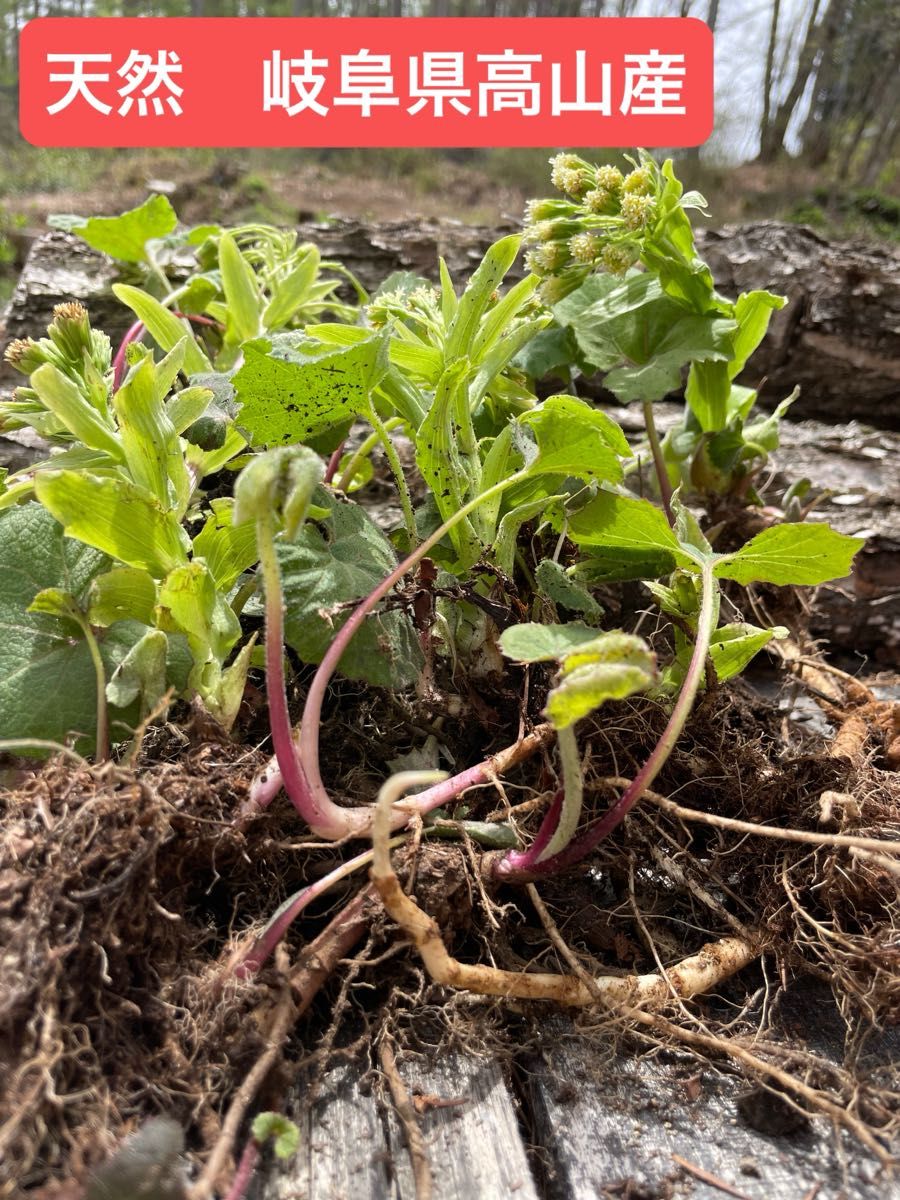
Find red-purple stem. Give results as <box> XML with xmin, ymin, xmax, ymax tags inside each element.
<box><xmin>233</xmin><ymin>844</ymin><xmax>382</xmax><ymax>978</ymax></box>
<box><xmin>323</xmin><ymin>440</ymin><xmax>346</xmax><ymax>484</ymax></box>
<box><xmin>112</xmin><ymin>313</ymin><xmax>224</xmax><ymax>392</ymax></box>
<box><xmin>112</xmin><ymin>320</ymin><xmax>145</xmax><ymax>391</ymax></box>
<box><xmin>224</xmin><ymin>1140</ymin><xmax>259</xmax><ymax>1200</ymax></box>
<box><xmin>495</xmin><ymin>559</ymin><xmax>717</xmax><ymax>881</ymax></box>
<box><xmin>494</xmin><ymin>788</ymin><xmax>563</xmax><ymax>875</ymax></box>
<box><xmin>256</xmin><ymin>517</ymin><xmax>334</xmax><ymax>832</ymax></box>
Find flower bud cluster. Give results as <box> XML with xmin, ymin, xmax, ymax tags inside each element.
<box><xmin>367</xmin><ymin>285</ymin><xmax>444</xmax><ymax>344</ymax></box>
<box><xmin>3</xmin><ymin>301</ymin><xmax>111</xmax><ymax>378</ymax></box>
<box><xmin>522</xmin><ymin>153</ymin><xmax>662</xmax><ymax>304</ymax></box>
<box><xmin>2</xmin><ymin>303</ymin><xmax>112</xmax><ymax>437</ymax></box>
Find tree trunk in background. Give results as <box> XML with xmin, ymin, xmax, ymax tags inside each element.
<box><xmin>798</xmin><ymin>0</ymin><xmax>851</xmax><ymax>166</ymax></box>
<box><xmin>758</xmin><ymin>0</ymin><xmax>824</xmax><ymax>162</ymax></box>
<box><xmin>759</xmin><ymin>0</ymin><xmax>782</xmax><ymax>160</ymax></box>
<box><xmin>858</xmin><ymin>73</ymin><xmax>900</xmax><ymax>186</ymax></box>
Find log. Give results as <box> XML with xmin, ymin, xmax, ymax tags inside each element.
<box><xmin>696</xmin><ymin>222</ymin><xmax>900</xmax><ymax>429</ymax></box>
<box><xmin>3</xmin><ymin>220</ymin><xmax>898</xmax><ymax>427</ymax></box>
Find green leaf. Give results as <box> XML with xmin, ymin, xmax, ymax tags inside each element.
<box><xmin>88</xmin><ymin>566</ymin><xmax>157</xmax><ymax>627</ymax></box>
<box><xmin>156</xmin><ymin>560</ymin><xmax>240</xmax><ymax>667</ymax></box>
<box><xmin>113</xmin><ymin>354</ymin><xmax>188</xmax><ymax>510</ymax></box>
<box><xmin>552</xmin><ymin>275</ymin><xmax>631</xmax><ymax>371</ymax></box>
<box><xmin>216</xmin><ymin>636</ymin><xmax>257</xmax><ymax>732</ymax></box>
<box><xmin>278</xmin><ymin>493</ymin><xmax>423</xmax><ymax>688</ymax></box>
<box><xmin>685</xmin><ymin>358</ymin><xmax>731</xmax><ymax>432</ymax></box>
<box><xmin>471</xmin><ymin>273</ymin><xmax>540</xmax><ymax>362</ymax></box>
<box><xmin>513</xmin><ymin>325</ymin><xmax>579</xmax><ymax>380</ymax></box>
<box><xmin>520</xmin><ymin>395</ymin><xmax>629</xmax><ymax>483</ymax></box>
<box><xmin>604</xmin><ymin>313</ymin><xmax>736</xmax><ymax>404</ymax></box>
<box><xmin>415</xmin><ymin>358</ymin><xmax>483</xmax><ymax>565</ymax></box>
<box><xmin>493</xmin><ymin>496</ymin><xmax>561</xmax><ymax>575</ymax></box>
<box><xmin>34</xmin><ymin>471</ymin><xmax>189</xmax><ymax>577</ymax></box>
<box><xmin>545</xmin><ymin>632</ymin><xmax>656</xmax><ymax>729</ymax></box>
<box><xmin>730</xmin><ymin>290</ymin><xmax>786</xmax><ymax>380</ymax></box>
<box><xmin>568</xmin><ymin>491</ymin><xmax>691</xmax><ymax>568</ymax></box>
<box><xmin>252</xmin><ymin>1113</ymin><xmax>300</xmax><ymax>1161</ymax></box>
<box><xmin>535</xmin><ymin>559</ymin><xmax>603</xmax><ymax>619</ymax></box>
<box><xmin>67</xmin><ymin>194</ymin><xmax>178</xmax><ymax>263</ymax></box>
<box><xmin>444</xmin><ymin>235</ymin><xmax>521</xmax><ymax>361</ymax></box>
<box><xmin>573</xmin><ymin>545</ymin><xmax>678</xmax><ymax>583</ymax></box>
<box><xmin>499</xmin><ymin>621</ymin><xmax>601</xmax><ymax>663</ymax></box>
<box><xmin>113</xmin><ymin>284</ymin><xmax>212</xmax><ymax>376</ymax></box>
<box><xmin>192</xmin><ymin>500</ymin><xmax>260</xmax><ymax>592</ymax></box>
<box><xmin>233</xmin><ymin>334</ymin><xmax>388</xmax><ymax>447</ymax></box>
<box><xmin>219</xmin><ymin>231</ymin><xmax>262</xmax><ymax>344</ymax></box>
<box><xmin>713</xmin><ymin>523</ymin><xmax>865</xmax><ymax>586</ymax></box>
<box><xmin>166</xmin><ymin>384</ymin><xmax>218</xmax><ymax>435</ymax></box>
<box><xmin>27</xmin><ymin>586</ymin><xmax>83</xmax><ymax>623</ymax></box>
<box><xmin>105</xmin><ymin>628</ymin><xmax>168</xmax><ymax>712</ymax></box>
<box><xmin>30</xmin><ymin>364</ymin><xmax>122</xmax><ymax>460</ymax></box>
<box><xmin>263</xmin><ymin>245</ymin><xmax>321</xmax><ymax>330</ymax></box>
<box><xmin>177</xmin><ymin>275</ymin><xmax>219</xmax><ymax>315</ymax></box>
<box><xmin>0</xmin><ymin>504</ymin><xmax>143</xmax><ymax>748</ymax></box>
<box><xmin>710</xmin><ymin>622</ymin><xmax>788</xmax><ymax>682</ymax></box>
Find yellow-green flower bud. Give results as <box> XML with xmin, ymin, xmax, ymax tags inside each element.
<box><xmin>600</xmin><ymin>242</ymin><xmax>640</xmax><ymax>275</ymax></box>
<box><xmin>525</xmin><ymin>248</ymin><xmax>549</xmax><ymax>277</ymax></box>
<box><xmin>621</xmin><ymin>193</ymin><xmax>656</xmax><ymax>230</ymax></box>
<box><xmin>558</xmin><ymin>168</ymin><xmax>590</xmax><ymax>198</ymax></box>
<box><xmin>3</xmin><ymin>338</ymin><xmax>47</xmax><ymax>375</ymax></box>
<box><xmin>583</xmin><ymin>187</ymin><xmax>618</xmax><ymax>216</ymax></box>
<box><xmin>569</xmin><ymin>232</ymin><xmax>602</xmax><ymax>265</ymax></box>
<box><xmin>549</xmin><ymin>153</ymin><xmax>582</xmax><ymax>187</ymax></box>
<box><xmin>595</xmin><ymin>165</ymin><xmax>624</xmax><ymax>193</ymax></box>
<box><xmin>525</xmin><ymin>197</ymin><xmax>575</xmax><ymax>223</ymax></box>
<box><xmin>538</xmin><ymin>270</ymin><xmax>585</xmax><ymax>306</ymax></box>
<box><xmin>47</xmin><ymin>301</ymin><xmax>92</xmax><ymax>362</ymax></box>
<box><xmin>534</xmin><ymin>242</ymin><xmax>570</xmax><ymax>273</ymax></box>
<box><xmin>622</xmin><ymin>166</ymin><xmax>654</xmax><ymax>196</ymax></box>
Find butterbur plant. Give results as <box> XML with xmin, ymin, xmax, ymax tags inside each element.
<box><xmin>489</xmin><ymin>490</ymin><xmax>862</xmax><ymax>881</ymax></box>
<box><xmin>0</xmin><ymin>308</ymin><xmax>258</xmax><ymax>739</ymax></box>
<box><xmin>521</xmin><ymin>151</ymin><xmax>794</xmax><ymax>509</ymax></box>
<box><xmin>4</xmin><ymin>160</ymin><xmax>890</xmax><ymax>1200</ymax></box>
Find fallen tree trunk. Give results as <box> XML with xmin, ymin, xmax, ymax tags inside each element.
<box><xmin>3</xmin><ymin>220</ymin><xmax>898</xmax><ymax>427</ymax></box>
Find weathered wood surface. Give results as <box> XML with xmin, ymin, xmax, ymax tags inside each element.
<box><xmin>256</xmin><ymin>1053</ymin><xmax>538</xmax><ymax>1200</ymax></box>
<box><xmin>527</xmin><ymin>1016</ymin><xmax>899</xmax><ymax>1200</ymax></box>
<box><xmin>259</xmin><ymin>981</ymin><xmax>899</xmax><ymax>1200</ymax></box>
<box><xmin>3</xmin><ymin>220</ymin><xmax>899</xmax><ymax>426</ymax></box>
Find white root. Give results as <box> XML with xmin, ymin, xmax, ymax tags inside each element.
<box><xmin>370</xmin><ymin>773</ymin><xmax>758</xmax><ymax>1009</ymax></box>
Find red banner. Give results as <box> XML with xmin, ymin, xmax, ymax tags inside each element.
<box><xmin>20</xmin><ymin>17</ymin><xmax>713</xmax><ymax>148</ymax></box>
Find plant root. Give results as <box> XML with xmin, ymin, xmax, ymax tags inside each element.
<box><xmin>379</xmin><ymin>1038</ymin><xmax>433</xmax><ymax>1200</ymax></box>
<box><xmin>187</xmin><ymin>948</ymin><xmax>297</xmax><ymax>1200</ymax></box>
<box><xmin>631</xmin><ymin>777</ymin><xmax>900</xmax><ymax>856</ymax></box>
<box><xmin>371</xmin><ymin>772</ymin><xmax>758</xmax><ymax>1009</ymax></box>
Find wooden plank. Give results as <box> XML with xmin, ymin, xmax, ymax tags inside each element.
<box><xmin>258</xmin><ymin>1049</ymin><xmax>539</xmax><ymax>1200</ymax></box>
<box><xmin>257</xmin><ymin>1061</ymin><xmax>393</xmax><ymax>1200</ymax></box>
<box><xmin>527</xmin><ymin>1012</ymin><xmax>900</xmax><ymax>1200</ymax></box>
<box><xmin>383</xmin><ymin>1049</ymin><xmax>540</xmax><ymax>1200</ymax></box>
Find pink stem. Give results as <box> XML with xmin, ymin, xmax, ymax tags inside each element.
<box><xmin>233</xmin><ymin>847</ymin><xmax>374</xmax><ymax>978</ymax></box>
<box><xmin>258</xmin><ymin>522</ymin><xmax>331</xmax><ymax>832</ymax></box>
<box><xmin>495</xmin><ymin>561</ymin><xmax>717</xmax><ymax>881</ymax></box>
<box><xmin>495</xmin><ymin>788</ymin><xmax>563</xmax><ymax>875</ymax></box>
<box><xmin>112</xmin><ymin>320</ymin><xmax>144</xmax><ymax>391</ymax></box>
<box><xmin>224</xmin><ymin>1140</ymin><xmax>259</xmax><ymax>1200</ymax></box>
<box><xmin>112</xmin><ymin>313</ymin><xmax>222</xmax><ymax>393</ymax></box>
<box><xmin>323</xmin><ymin>440</ymin><xmax>346</xmax><ymax>484</ymax></box>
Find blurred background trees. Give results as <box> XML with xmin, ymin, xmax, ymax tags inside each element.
<box><xmin>0</xmin><ymin>0</ymin><xmax>896</xmax><ymax>285</ymax></box>
<box><xmin>1</xmin><ymin>0</ymin><xmax>897</xmax><ymax>184</ymax></box>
